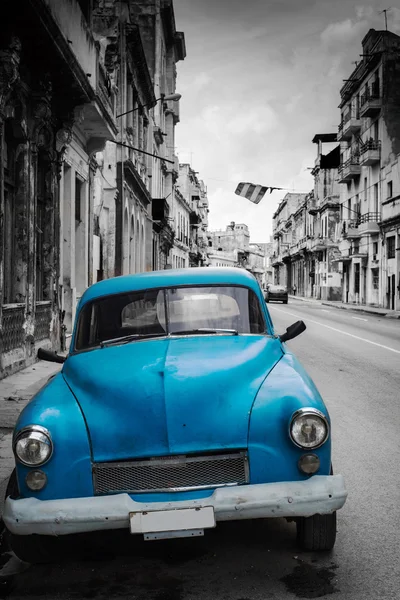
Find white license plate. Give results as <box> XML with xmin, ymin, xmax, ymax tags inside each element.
<box><xmin>129</xmin><ymin>506</ymin><xmax>215</xmax><ymax>535</ymax></box>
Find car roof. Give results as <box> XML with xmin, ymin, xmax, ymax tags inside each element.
<box><xmin>78</xmin><ymin>267</ymin><xmax>261</xmax><ymax>308</ymax></box>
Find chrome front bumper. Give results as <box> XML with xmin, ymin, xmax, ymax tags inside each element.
<box><xmin>3</xmin><ymin>474</ymin><xmax>347</xmax><ymax>537</ymax></box>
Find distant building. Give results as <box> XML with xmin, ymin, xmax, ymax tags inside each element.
<box><xmin>177</xmin><ymin>164</ymin><xmax>209</xmax><ymax>268</ymax></box>
<box><xmin>271</xmin><ymin>194</ymin><xmax>308</xmax><ymax>290</ymax></box>
<box><xmin>207</xmin><ymin>222</ymin><xmax>270</xmax><ymax>285</ymax></box>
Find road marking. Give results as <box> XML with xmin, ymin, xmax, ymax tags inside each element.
<box><xmin>272</xmin><ymin>306</ymin><xmax>400</xmax><ymax>355</ymax></box>
<box><xmin>352</xmin><ymin>316</ymin><xmax>368</xmax><ymax>321</ymax></box>
<box><xmin>321</xmin><ymin>309</ymin><xmax>331</xmax><ymax>312</ymax></box>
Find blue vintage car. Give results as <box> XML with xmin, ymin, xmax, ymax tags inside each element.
<box><xmin>3</xmin><ymin>267</ymin><xmax>347</xmax><ymax>562</ymax></box>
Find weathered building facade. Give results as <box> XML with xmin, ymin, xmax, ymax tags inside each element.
<box><xmin>0</xmin><ymin>0</ymin><xmax>117</xmax><ymax>378</ymax></box>
<box><xmin>271</xmin><ymin>136</ymin><xmax>341</xmax><ymax>301</ymax></box>
<box><xmin>131</xmin><ymin>0</ymin><xmax>186</xmax><ymax>270</ymax></box>
<box><xmin>336</xmin><ymin>28</ymin><xmax>400</xmax><ymax>309</ymax></box>
<box><xmin>177</xmin><ymin>163</ymin><xmax>209</xmax><ymax>268</ymax></box>
<box><xmin>308</xmin><ymin>134</ymin><xmax>341</xmax><ymax>300</ymax></box>
<box><xmin>0</xmin><ymin>0</ymin><xmax>190</xmax><ymax>379</ymax></box>
<box><xmin>271</xmin><ymin>194</ymin><xmax>308</xmax><ymax>291</ymax></box>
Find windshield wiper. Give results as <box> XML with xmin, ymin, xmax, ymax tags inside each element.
<box><xmin>100</xmin><ymin>332</ymin><xmax>166</xmax><ymax>348</ymax></box>
<box><xmin>171</xmin><ymin>328</ymin><xmax>239</xmax><ymax>336</ymax></box>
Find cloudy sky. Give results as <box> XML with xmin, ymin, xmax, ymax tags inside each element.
<box><xmin>173</xmin><ymin>0</ymin><xmax>400</xmax><ymax>243</ymax></box>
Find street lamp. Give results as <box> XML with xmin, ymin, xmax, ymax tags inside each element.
<box><xmin>116</xmin><ymin>93</ymin><xmax>182</xmax><ymax>119</ymax></box>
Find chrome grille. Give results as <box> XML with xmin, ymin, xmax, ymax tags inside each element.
<box><xmin>93</xmin><ymin>451</ymin><xmax>249</xmax><ymax>494</ymax></box>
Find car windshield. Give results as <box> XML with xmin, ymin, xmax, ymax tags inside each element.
<box><xmin>74</xmin><ymin>285</ymin><xmax>267</xmax><ymax>351</ymax></box>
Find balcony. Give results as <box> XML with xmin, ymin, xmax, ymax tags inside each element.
<box><xmin>308</xmin><ymin>197</ymin><xmax>318</xmax><ymax>216</ymax></box>
<box><xmin>360</xmin><ymin>140</ymin><xmax>381</xmax><ymax>166</ymax></box>
<box><xmin>357</xmin><ymin>212</ymin><xmax>381</xmax><ymax>235</ymax></box>
<box><xmin>165</xmin><ymin>98</ymin><xmax>180</xmax><ymax>124</ymax></box>
<box><xmin>338</xmin><ymin>109</ymin><xmax>361</xmax><ymax>141</ymax></box>
<box><xmin>341</xmin><ymin>219</ymin><xmax>360</xmax><ymax>239</ymax></box>
<box><xmin>152</xmin><ymin>197</ymin><xmax>170</xmax><ymax>232</ymax></box>
<box><xmin>271</xmin><ymin>252</ymin><xmax>283</xmax><ymax>267</ymax></box>
<box><xmin>290</xmin><ymin>237</ymin><xmax>309</xmax><ymax>256</ymax></box>
<box><xmin>310</xmin><ymin>236</ymin><xmax>337</xmax><ymax>252</ymax></box>
<box><xmin>349</xmin><ymin>246</ymin><xmax>368</xmax><ymax>259</ymax></box>
<box><xmin>319</xmin><ymin>194</ymin><xmax>340</xmax><ymax>211</ymax></box>
<box><xmin>338</xmin><ymin>156</ymin><xmax>361</xmax><ymax>183</ymax></box>
<box><xmin>360</xmin><ymin>83</ymin><xmax>381</xmax><ymax>118</ymax></box>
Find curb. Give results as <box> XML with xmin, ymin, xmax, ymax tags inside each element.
<box><xmin>320</xmin><ymin>302</ymin><xmax>400</xmax><ymax>319</ymax></box>
<box><xmin>288</xmin><ymin>295</ymin><xmax>400</xmax><ymax>319</ymax></box>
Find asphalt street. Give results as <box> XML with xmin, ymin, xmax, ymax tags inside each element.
<box><xmin>1</xmin><ymin>299</ymin><xmax>400</xmax><ymax>600</ymax></box>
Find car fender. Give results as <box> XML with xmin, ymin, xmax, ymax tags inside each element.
<box><xmin>248</xmin><ymin>353</ymin><xmax>331</xmax><ymax>484</ymax></box>
<box><xmin>13</xmin><ymin>373</ymin><xmax>93</xmax><ymax>501</ymax></box>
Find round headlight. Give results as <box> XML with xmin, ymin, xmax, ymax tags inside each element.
<box><xmin>14</xmin><ymin>426</ymin><xmax>53</xmax><ymax>467</ymax></box>
<box><xmin>26</xmin><ymin>470</ymin><xmax>48</xmax><ymax>491</ymax></box>
<box><xmin>290</xmin><ymin>409</ymin><xmax>329</xmax><ymax>449</ymax></box>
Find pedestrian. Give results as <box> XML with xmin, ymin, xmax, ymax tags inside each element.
<box><xmin>293</xmin><ymin>283</ymin><xmax>297</xmax><ymax>296</ymax></box>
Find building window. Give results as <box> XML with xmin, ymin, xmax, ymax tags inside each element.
<box><xmin>36</xmin><ymin>155</ymin><xmax>50</xmax><ymax>301</ymax></box>
<box><xmin>387</xmin><ymin>236</ymin><xmax>395</xmax><ymax>259</ymax></box>
<box><xmin>354</xmin><ymin>263</ymin><xmax>360</xmax><ymax>295</ymax></box>
<box><xmin>3</xmin><ymin>125</ymin><xmax>16</xmax><ymax>303</ymax></box>
<box><xmin>77</xmin><ymin>0</ymin><xmax>92</xmax><ymax>24</ymax></box>
<box><xmin>373</xmin><ymin>120</ymin><xmax>379</xmax><ymax>141</ymax></box>
<box><xmin>371</xmin><ymin>268</ymin><xmax>379</xmax><ymax>290</ymax></box>
<box><xmin>75</xmin><ymin>177</ymin><xmax>82</xmax><ymax>222</ymax></box>
<box><xmin>373</xmin><ymin>184</ymin><xmax>379</xmax><ymax>213</ymax></box>
<box><xmin>373</xmin><ymin>241</ymin><xmax>378</xmax><ymax>256</ymax></box>
<box><xmin>363</xmin><ymin>178</ymin><xmax>367</xmax><ymax>202</ymax></box>
<box><xmin>387</xmin><ymin>181</ymin><xmax>393</xmax><ymax>199</ymax></box>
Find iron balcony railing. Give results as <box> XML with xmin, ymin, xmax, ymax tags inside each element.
<box><xmin>358</xmin><ymin>212</ymin><xmax>381</xmax><ymax>224</ymax></box>
<box><xmin>360</xmin><ymin>81</ymin><xmax>380</xmax><ymax>106</ymax></box>
<box><xmin>360</xmin><ymin>139</ymin><xmax>381</xmax><ymax>155</ymax></box>
<box><xmin>338</xmin><ymin>154</ymin><xmax>360</xmax><ymax>174</ymax></box>
<box><xmin>338</xmin><ymin>108</ymin><xmax>360</xmax><ymax>133</ymax></box>
<box><xmin>341</xmin><ymin>213</ymin><xmax>380</xmax><ymax>235</ymax></box>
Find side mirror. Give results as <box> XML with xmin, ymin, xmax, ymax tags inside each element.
<box><xmin>37</xmin><ymin>348</ymin><xmax>66</xmax><ymax>364</ymax></box>
<box><xmin>279</xmin><ymin>320</ymin><xmax>306</xmax><ymax>343</ymax></box>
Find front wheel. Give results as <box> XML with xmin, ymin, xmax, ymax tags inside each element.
<box><xmin>296</xmin><ymin>511</ymin><xmax>337</xmax><ymax>551</ymax></box>
<box><xmin>4</xmin><ymin>470</ymin><xmax>55</xmax><ymax>563</ymax></box>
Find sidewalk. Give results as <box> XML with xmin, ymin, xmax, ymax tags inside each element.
<box><xmin>0</xmin><ymin>360</ymin><xmax>63</xmax><ymax>512</ymax></box>
<box><xmin>288</xmin><ymin>295</ymin><xmax>400</xmax><ymax>319</ymax></box>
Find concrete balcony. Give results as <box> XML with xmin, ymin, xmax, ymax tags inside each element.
<box><xmin>338</xmin><ymin>157</ymin><xmax>361</xmax><ymax>183</ymax></box>
<box><xmin>360</xmin><ymin>140</ymin><xmax>381</xmax><ymax>166</ymax></box>
<box><xmin>337</xmin><ymin>111</ymin><xmax>361</xmax><ymax>141</ymax></box>
<box><xmin>349</xmin><ymin>247</ymin><xmax>368</xmax><ymax>259</ymax></box>
<box><xmin>340</xmin><ymin>220</ymin><xmax>360</xmax><ymax>239</ymax></box>
<box><xmin>357</xmin><ymin>212</ymin><xmax>381</xmax><ymax>236</ymax></box>
<box><xmin>360</xmin><ymin>87</ymin><xmax>381</xmax><ymax>118</ymax></box>
<box><xmin>271</xmin><ymin>253</ymin><xmax>283</xmax><ymax>267</ymax></box>
<box><xmin>310</xmin><ymin>237</ymin><xmax>337</xmax><ymax>252</ymax></box>
<box><xmin>319</xmin><ymin>194</ymin><xmax>340</xmax><ymax>211</ymax></box>
<box><xmin>165</xmin><ymin>98</ymin><xmax>180</xmax><ymax>124</ymax></box>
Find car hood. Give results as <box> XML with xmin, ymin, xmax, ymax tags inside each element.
<box><xmin>63</xmin><ymin>336</ymin><xmax>283</xmax><ymax>462</ymax></box>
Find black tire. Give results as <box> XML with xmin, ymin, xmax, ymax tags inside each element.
<box><xmin>296</xmin><ymin>511</ymin><xmax>337</xmax><ymax>551</ymax></box>
<box><xmin>296</xmin><ymin>464</ymin><xmax>336</xmax><ymax>551</ymax></box>
<box><xmin>283</xmin><ymin>299</ymin><xmax>288</xmax><ymax>304</ymax></box>
<box><xmin>4</xmin><ymin>470</ymin><xmax>54</xmax><ymax>564</ymax></box>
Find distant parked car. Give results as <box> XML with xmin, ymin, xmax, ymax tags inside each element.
<box><xmin>3</xmin><ymin>267</ymin><xmax>346</xmax><ymax>563</ymax></box>
<box><xmin>265</xmin><ymin>284</ymin><xmax>288</xmax><ymax>304</ymax></box>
